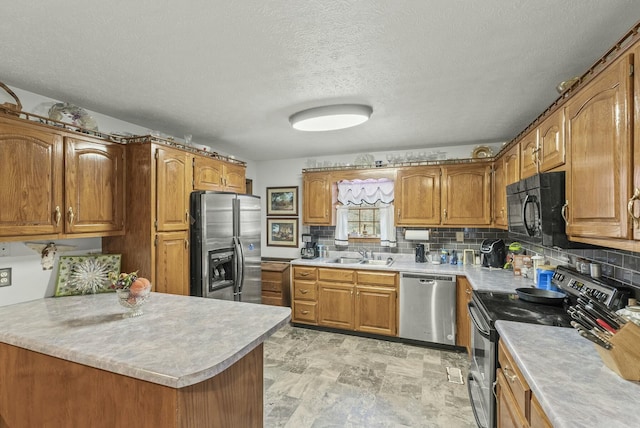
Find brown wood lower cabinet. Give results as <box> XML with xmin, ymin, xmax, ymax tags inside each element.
<box><xmin>155</xmin><ymin>231</ymin><xmax>190</xmax><ymax>295</ymax></box>
<box><xmin>261</xmin><ymin>262</ymin><xmax>291</xmax><ymax>306</ymax></box>
<box><xmin>0</xmin><ymin>342</ymin><xmax>264</xmax><ymax>428</ymax></box>
<box><xmin>497</xmin><ymin>339</ymin><xmax>552</xmax><ymax>428</ymax></box>
<box><xmin>292</xmin><ymin>265</ymin><xmax>398</xmax><ymax>337</ymax></box>
<box><xmin>456</xmin><ymin>276</ymin><xmax>473</xmax><ymax>353</ymax></box>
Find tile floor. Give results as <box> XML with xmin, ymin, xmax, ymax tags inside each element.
<box><xmin>263</xmin><ymin>324</ymin><xmax>477</xmax><ymax>427</ymax></box>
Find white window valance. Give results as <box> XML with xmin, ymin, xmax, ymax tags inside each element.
<box><xmin>337</xmin><ymin>178</ymin><xmax>394</xmax><ymax>205</ymax></box>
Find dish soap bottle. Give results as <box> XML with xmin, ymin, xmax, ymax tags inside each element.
<box><xmin>450</xmin><ymin>250</ymin><xmax>458</xmax><ymax>265</ymax></box>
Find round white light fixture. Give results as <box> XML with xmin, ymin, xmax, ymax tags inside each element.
<box><xmin>289</xmin><ymin>104</ymin><xmax>373</xmax><ymax>132</ymax></box>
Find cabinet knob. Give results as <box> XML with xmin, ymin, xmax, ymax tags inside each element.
<box><xmin>67</xmin><ymin>207</ymin><xmax>75</xmax><ymax>225</ymax></box>
<box><xmin>54</xmin><ymin>206</ymin><xmax>61</xmax><ymax>226</ymax></box>
<box><xmin>627</xmin><ymin>188</ymin><xmax>640</xmax><ymax>226</ymax></box>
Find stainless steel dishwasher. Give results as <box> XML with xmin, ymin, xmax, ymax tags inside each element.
<box><xmin>399</xmin><ymin>273</ymin><xmax>456</xmax><ymax>345</ymax></box>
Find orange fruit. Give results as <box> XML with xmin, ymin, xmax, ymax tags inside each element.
<box><xmin>129</xmin><ymin>277</ymin><xmax>151</xmax><ymax>296</ymax></box>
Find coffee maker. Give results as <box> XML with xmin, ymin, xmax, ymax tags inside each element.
<box><xmin>300</xmin><ymin>234</ymin><xmax>319</xmax><ymax>259</ymax></box>
<box><xmin>480</xmin><ymin>239</ymin><xmax>506</xmax><ymax>268</ymax></box>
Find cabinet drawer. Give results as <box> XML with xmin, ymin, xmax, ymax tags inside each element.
<box><xmin>262</xmin><ymin>292</ymin><xmax>286</xmax><ymax>306</ymax></box>
<box><xmin>498</xmin><ymin>340</ymin><xmax>531</xmax><ymax>419</ymax></box>
<box><xmin>318</xmin><ymin>268</ymin><xmax>355</xmax><ymax>282</ymax></box>
<box><xmin>356</xmin><ymin>270</ymin><xmax>397</xmax><ymax>287</ymax></box>
<box><xmin>293</xmin><ymin>301</ymin><xmax>317</xmax><ymax>323</ymax></box>
<box><xmin>293</xmin><ymin>280</ymin><xmax>317</xmax><ymax>300</ymax></box>
<box><xmin>262</xmin><ymin>279</ymin><xmax>282</xmax><ymax>293</ymax></box>
<box><xmin>293</xmin><ymin>266</ymin><xmax>317</xmax><ymax>280</ymax></box>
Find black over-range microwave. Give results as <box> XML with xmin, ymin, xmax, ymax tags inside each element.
<box><xmin>506</xmin><ymin>171</ymin><xmax>574</xmax><ymax>248</ymax></box>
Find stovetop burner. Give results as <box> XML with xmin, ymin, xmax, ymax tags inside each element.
<box><xmin>473</xmin><ymin>290</ymin><xmax>573</xmax><ymax>328</ymax></box>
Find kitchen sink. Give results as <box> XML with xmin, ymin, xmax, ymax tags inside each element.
<box><xmin>360</xmin><ymin>258</ymin><xmax>394</xmax><ymax>266</ymax></box>
<box><xmin>334</xmin><ymin>257</ymin><xmax>364</xmax><ymax>264</ymax></box>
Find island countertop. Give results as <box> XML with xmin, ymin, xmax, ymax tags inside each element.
<box><xmin>0</xmin><ymin>292</ymin><xmax>291</xmax><ymax>388</ymax></box>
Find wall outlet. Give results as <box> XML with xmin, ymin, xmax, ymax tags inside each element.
<box><xmin>0</xmin><ymin>267</ymin><xmax>11</xmax><ymax>287</ymax></box>
<box><xmin>0</xmin><ymin>243</ymin><xmax>9</xmax><ymax>257</ymax></box>
<box><xmin>456</xmin><ymin>232</ymin><xmax>464</xmax><ymax>242</ymax></box>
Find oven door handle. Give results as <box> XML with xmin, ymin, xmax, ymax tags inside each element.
<box><xmin>467</xmin><ymin>372</ymin><xmax>488</xmax><ymax>428</ymax></box>
<box><xmin>468</xmin><ymin>301</ymin><xmax>491</xmax><ymax>339</ymax></box>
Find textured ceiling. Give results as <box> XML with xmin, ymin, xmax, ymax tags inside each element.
<box><xmin>1</xmin><ymin>1</ymin><xmax>639</xmax><ymax>161</ymax></box>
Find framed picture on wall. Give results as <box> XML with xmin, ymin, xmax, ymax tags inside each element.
<box><xmin>267</xmin><ymin>218</ymin><xmax>299</xmax><ymax>247</ymax></box>
<box><xmin>266</xmin><ymin>186</ymin><xmax>298</xmax><ymax>216</ymax></box>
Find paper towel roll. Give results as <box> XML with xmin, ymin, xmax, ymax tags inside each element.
<box><xmin>404</xmin><ymin>229</ymin><xmax>429</xmax><ymax>240</ymax></box>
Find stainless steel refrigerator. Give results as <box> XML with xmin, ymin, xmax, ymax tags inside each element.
<box><xmin>190</xmin><ymin>191</ymin><xmax>262</xmax><ymax>303</ymax></box>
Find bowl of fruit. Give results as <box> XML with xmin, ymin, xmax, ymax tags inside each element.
<box><xmin>110</xmin><ymin>271</ymin><xmax>152</xmax><ymax>318</ymax></box>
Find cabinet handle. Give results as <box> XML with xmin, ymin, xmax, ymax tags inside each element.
<box><xmin>503</xmin><ymin>366</ymin><xmax>518</xmax><ymax>383</ymax></box>
<box><xmin>185</xmin><ymin>211</ymin><xmax>189</xmax><ymax>222</ymax></box>
<box><xmin>67</xmin><ymin>207</ymin><xmax>75</xmax><ymax>225</ymax></box>
<box><xmin>397</xmin><ymin>209</ymin><xmax>401</xmax><ymax>219</ymax></box>
<box><xmin>184</xmin><ymin>239</ymin><xmax>189</xmax><ymax>249</ymax></box>
<box><xmin>54</xmin><ymin>206</ymin><xmax>61</xmax><ymax>226</ymax></box>
<box><xmin>301</xmin><ymin>310</ymin><xmax>309</xmax><ymax>315</ymax></box>
<box><xmin>627</xmin><ymin>188</ymin><xmax>640</xmax><ymax>226</ymax></box>
<box><xmin>300</xmin><ymin>289</ymin><xmax>309</xmax><ymax>294</ymax></box>
<box><xmin>465</xmin><ymin>288</ymin><xmax>472</xmax><ymax>295</ymax></box>
<box><xmin>443</xmin><ymin>208</ymin><xmax>448</xmax><ymax>220</ymax></box>
<box><xmin>300</xmin><ymin>272</ymin><xmax>310</xmax><ymax>277</ymax></box>
<box><xmin>561</xmin><ymin>200</ymin><xmax>569</xmax><ymax>225</ymax></box>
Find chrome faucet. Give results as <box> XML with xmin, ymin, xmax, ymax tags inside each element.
<box><xmin>357</xmin><ymin>248</ymin><xmax>368</xmax><ymax>259</ymax></box>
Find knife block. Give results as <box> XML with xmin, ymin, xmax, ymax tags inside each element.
<box><xmin>595</xmin><ymin>321</ymin><xmax>640</xmax><ymax>381</ymax></box>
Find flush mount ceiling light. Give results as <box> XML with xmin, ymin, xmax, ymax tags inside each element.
<box><xmin>289</xmin><ymin>104</ymin><xmax>373</xmax><ymax>132</ymax></box>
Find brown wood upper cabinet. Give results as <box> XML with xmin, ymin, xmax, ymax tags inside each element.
<box><xmin>395</xmin><ymin>166</ymin><xmax>441</xmax><ymax>226</ymax></box>
<box><xmin>520</xmin><ymin>109</ymin><xmax>566</xmax><ymax>180</ymax></box>
<box><xmin>493</xmin><ymin>144</ymin><xmax>520</xmax><ymax>228</ymax></box>
<box><xmin>441</xmin><ymin>163</ymin><xmax>492</xmax><ymax>225</ymax></box>
<box><xmin>156</xmin><ymin>147</ymin><xmax>191</xmax><ymax>232</ymax></box>
<box><xmin>193</xmin><ymin>155</ymin><xmax>246</xmax><ymax>193</ymax></box>
<box><xmin>0</xmin><ymin>115</ymin><xmax>125</xmax><ymax>239</ymax></box>
<box><xmin>519</xmin><ymin>129</ymin><xmax>538</xmax><ymax>179</ymax></box>
<box><xmin>302</xmin><ymin>171</ymin><xmax>334</xmax><ymax>225</ymax></box>
<box><xmin>563</xmin><ymin>53</ymin><xmax>633</xmax><ymax>241</ymax></box>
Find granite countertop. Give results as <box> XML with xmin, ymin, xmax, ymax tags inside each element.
<box><xmin>0</xmin><ymin>292</ymin><xmax>291</xmax><ymax>388</ymax></box>
<box><xmin>292</xmin><ymin>253</ymin><xmax>535</xmax><ymax>293</ymax></box>
<box><xmin>496</xmin><ymin>320</ymin><xmax>640</xmax><ymax>428</ymax></box>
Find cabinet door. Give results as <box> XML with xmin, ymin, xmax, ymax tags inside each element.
<box><xmin>193</xmin><ymin>155</ymin><xmax>224</xmax><ymax>191</ymax></box>
<box><xmin>64</xmin><ymin>138</ymin><xmax>125</xmax><ymax>234</ymax></box>
<box><xmin>493</xmin><ymin>159</ymin><xmax>507</xmax><ymax>228</ymax></box>
<box><xmin>504</xmin><ymin>144</ymin><xmax>520</xmax><ymax>185</ymax></box>
<box><xmin>395</xmin><ymin>166</ymin><xmax>441</xmax><ymax>225</ymax></box>
<box><xmin>318</xmin><ymin>282</ymin><xmax>354</xmax><ymax>329</ymax></box>
<box><xmin>302</xmin><ymin>172</ymin><xmax>333</xmax><ymax>225</ymax></box>
<box><xmin>538</xmin><ymin>109</ymin><xmax>565</xmax><ymax>172</ymax></box>
<box><xmin>223</xmin><ymin>162</ymin><xmax>246</xmax><ymax>193</ymax></box>
<box><xmin>496</xmin><ymin>369</ymin><xmax>528</xmax><ymax>428</ymax></box>
<box><xmin>355</xmin><ymin>285</ymin><xmax>397</xmax><ymax>336</ymax></box>
<box><xmin>156</xmin><ymin>147</ymin><xmax>191</xmax><ymax>232</ymax></box>
<box><xmin>0</xmin><ymin>121</ymin><xmax>63</xmax><ymax>237</ymax></box>
<box><xmin>155</xmin><ymin>231</ymin><xmax>189</xmax><ymax>295</ymax></box>
<box><xmin>519</xmin><ymin>130</ymin><xmax>538</xmax><ymax>179</ymax></box>
<box><xmin>441</xmin><ymin>164</ymin><xmax>491</xmax><ymax>225</ymax></box>
<box><xmin>455</xmin><ymin>277</ymin><xmax>473</xmax><ymax>354</ymax></box>
<box><xmin>530</xmin><ymin>394</ymin><xmax>552</xmax><ymax>428</ymax></box>
<box><xmin>564</xmin><ymin>54</ymin><xmax>632</xmax><ymax>239</ymax></box>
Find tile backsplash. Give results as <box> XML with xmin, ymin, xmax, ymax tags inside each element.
<box><xmin>309</xmin><ymin>226</ymin><xmax>640</xmax><ymax>299</ymax></box>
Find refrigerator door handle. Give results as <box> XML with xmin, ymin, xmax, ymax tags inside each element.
<box><xmin>234</xmin><ymin>236</ymin><xmax>245</xmax><ymax>296</ymax></box>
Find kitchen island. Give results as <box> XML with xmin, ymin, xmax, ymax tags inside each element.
<box><xmin>0</xmin><ymin>292</ymin><xmax>291</xmax><ymax>427</ymax></box>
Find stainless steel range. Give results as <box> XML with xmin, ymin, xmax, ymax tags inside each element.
<box><xmin>467</xmin><ymin>266</ymin><xmax>629</xmax><ymax>428</ymax></box>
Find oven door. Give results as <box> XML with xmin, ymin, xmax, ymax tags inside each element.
<box><xmin>468</xmin><ymin>300</ymin><xmax>495</xmax><ymax>428</ymax></box>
